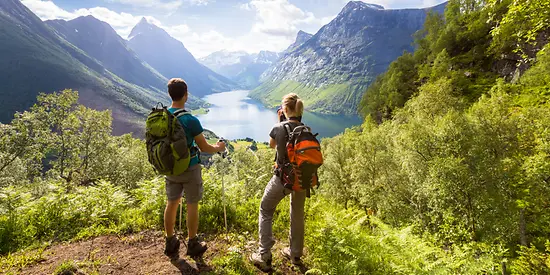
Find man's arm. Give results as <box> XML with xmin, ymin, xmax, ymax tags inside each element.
<box><xmin>195</xmin><ymin>133</ymin><xmax>225</xmax><ymax>154</ymax></box>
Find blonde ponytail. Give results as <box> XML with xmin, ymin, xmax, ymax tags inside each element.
<box><xmin>295</xmin><ymin>99</ymin><xmax>304</xmax><ymax>116</ymax></box>
<box><xmin>282</xmin><ymin>93</ymin><xmax>304</xmax><ymax>117</ymax></box>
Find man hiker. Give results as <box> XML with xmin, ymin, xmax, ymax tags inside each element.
<box><xmin>163</xmin><ymin>78</ymin><xmax>226</xmax><ymax>260</ymax></box>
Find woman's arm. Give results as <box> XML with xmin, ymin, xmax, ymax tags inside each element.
<box><xmin>269</xmin><ymin>138</ymin><xmax>277</xmax><ymax>149</ymax></box>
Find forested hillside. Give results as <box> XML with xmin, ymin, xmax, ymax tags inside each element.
<box><xmin>1</xmin><ymin>0</ymin><xmax>549</xmax><ymax>274</ymax></box>
<box><xmin>322</xmin><ymin>0</ymin><xmax>550</xmax><ymax>271</ymax></box>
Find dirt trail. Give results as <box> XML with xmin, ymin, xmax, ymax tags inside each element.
<box><xmin>3</xmin><ymin>231</ymin><xmax>302</xmax><ymax>275</ymax></box>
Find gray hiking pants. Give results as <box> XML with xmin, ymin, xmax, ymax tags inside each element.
<box><xmin>259</xmin><ymin>175</ymin><xmax>306</xmax><ymax>258</ymax></box>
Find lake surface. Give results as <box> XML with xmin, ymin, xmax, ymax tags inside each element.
<box><xmin>197</xmin><ymin>90</ymin><xmax>362</xmax><ymax>142</ymax></box>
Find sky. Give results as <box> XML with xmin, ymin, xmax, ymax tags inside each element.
<box><xmin>21</xmin><ymin>0</ymin><xmax>447</xmax><ymax>58</ymax></box>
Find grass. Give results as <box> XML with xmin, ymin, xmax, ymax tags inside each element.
<box><xmin>0</xmin><ymin>248</ymin><xmax>46</xmax><ymax>274</ymax></box>
<box><xmin>53</xmin><ymin>257</ymin><xmax>106</xmax><ymax>275</ymax></box>
<box><xmin>54</xmin><ymin>260</ymin><xmax>79</xmax><ymax>275</ymax></box>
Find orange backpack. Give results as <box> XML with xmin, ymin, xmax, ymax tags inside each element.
<box><xmin>280</xmin><ymin>123</ymin><xmax>323</xmax><ymax>197</ymax></box>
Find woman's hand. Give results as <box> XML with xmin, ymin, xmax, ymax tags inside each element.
<box><xmin>277</xmin><ymin>108</ymin><xmax>286</xmax><ymax>122</ymax></box>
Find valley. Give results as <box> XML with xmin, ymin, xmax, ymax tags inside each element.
<box><xmin>0</xmin><ymin>0</ymin><xmax>446</xmax><ymax>139</ymax></box>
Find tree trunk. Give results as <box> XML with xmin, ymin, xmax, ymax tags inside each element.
<box><xmin>467</xmin><ymin>195</ymin><xmax>477</xmax><ymax>241</ymax></box>
<box><xmin>519</xmin><ymin>208</ymin><xmax>527</xmax><ymax>246</ymax></box>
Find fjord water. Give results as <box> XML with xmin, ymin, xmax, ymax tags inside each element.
<box><xmin>197</xmin><ymin>90</ymin><xmax>362</xmax><ymax>142</ymax></box>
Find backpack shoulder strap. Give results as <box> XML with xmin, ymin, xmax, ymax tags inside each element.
<box><xmin>283</xmin><ymin>123</ymin><xmax>293</xmax><ymax>142</ymax></box>
<box><xmin>174</xmin><ymin>109</ymin><xmax>190</xmax><ymax>118</ymax></box>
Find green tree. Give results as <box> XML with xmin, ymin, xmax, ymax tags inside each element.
<box><xmin>319</xmin><ymin>132</ymin><xmax>358</xmax><ymax>209</ymax></box>
<box><xmin>489</xmin><ymin>0</ymin><xmax>550</xmax><ymax>59</ymax></box>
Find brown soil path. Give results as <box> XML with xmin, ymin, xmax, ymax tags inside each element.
<box><xmin>3</xmin><ymin>231</ymin><xmax>303</xmax><ymax>275</ymax></box>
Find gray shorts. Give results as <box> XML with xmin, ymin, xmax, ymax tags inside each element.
<box><xmin>165</xmin><ymin>164</ymin><xmax>203</xmax><ymax>204</ymax></box>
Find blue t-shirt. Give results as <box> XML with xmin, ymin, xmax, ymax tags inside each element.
<box><xmin>168</xmin><ymin>108</ymin><xmax>203</xmax><ymax>167</ymax></box>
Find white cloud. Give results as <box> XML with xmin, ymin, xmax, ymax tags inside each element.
<box><xmin>20</xmin><ymin>0</ymin><xmax>317</xmax><ymax>58</ymax></box>
<box><xmin>107</xmin><ymin>0</ymin><xmax>214</xmax><ymax>8</ymax></box>
<box><xmin>238</xmin><ymin>2</ymin><xmax>252</xmax><ymax>11</ymax></box>
<box><xmin>106</xmin><ymin>0</ymin><xmax>184</xmax><ymax>10</ymax></box>
<box><xmin>20</xmin><ymin>0</ymin><xmax>80</xmax><ymax>20</ymax></box>
<box><xmin>21</xmin><ymin>0</ymin><xmax>174</xmax><ymax>38</ymax></box>
<box><xmin>185</xmin><ymin>0</ymin><xmax>213</xmax><ymax>5</ymax></box>
<box><xmin>320</xmin><ymin>15</ymin><xmax>337</xmax><ymax>25</ymax></box>
<box><xmin>246</xmin><ymin>0</ymin><xmax>318</xmax><ymax>38</ymax></box>
<box><xmin>350</xmin><ymin>0</ymin><xmax>444</xmax><ymax>9</ymax></box>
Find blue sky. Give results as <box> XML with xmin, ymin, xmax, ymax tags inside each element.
<box><xmin>21</xmin><ymin>0</ymin><xmax>446</xmax><ymax>58</ymax></box>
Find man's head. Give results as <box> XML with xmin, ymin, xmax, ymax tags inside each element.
<box><xmin>167</xmin><ymin>78</ymin><xmax>188</xmax><ymax>103</ymax></box>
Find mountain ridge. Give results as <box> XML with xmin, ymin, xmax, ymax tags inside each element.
<box><xmin>0</xmin><ymin>0</ymin><xmax>177</xmax><ymax>134</ymax></box>
<box><xmin>281</xmin><ymin>30</ymin><xmax>313</xmax><ymax>55</ymax></box>
<box><xmin>199</xmin><ymin>50</ymin><xmax>280</xmax><ymax>89</ymax></box>
<box><xmin>127</xmin><ymin>18</ymin><xmax>237</xmax><ymax>97</ymax></box>
<box><xmin>46</xmin><ymin>15</ymin><xmax>168</xmax><ymax>92</ymax></box>
<box><xmin>251</xmin><ymin>1</ymin><xmax>447</xmax><ymax>115</ymax></box>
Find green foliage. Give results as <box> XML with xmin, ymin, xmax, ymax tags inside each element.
<box><xmin>54</xmin><ymin>260</ymin><xmax>79</xmax><ymax>275</ymax></box>
<box><xmin>360</xmin><ymin>53</ymin><xmax>418</xmax><ymax>121</ymax></box>
<box><xmin>305</xmin><ymin>199</ymin><xmax>504</xmax><ymax>275</ymax></box>
<box><xmin>0</xmin><ymin>248</ymin><xmax>45</xmax><ymax>272</ymax></box>
<box><xmin>517</xmin><ymin>45</ymin><xmax>550</xmax><ymax>105</ymax></box>
<box><xmin>510</xmin><ymin>242</ymin><xmax>550</xmax><ymax>275</ymax></box>
<box><xmin>359</xmin><ymin>0</ymin><xmax>550</xmax><ymax>121</ymax></box>
<box><xmin>354</xmin><ymin>2</ymin><xmax>550</xmax><ymax>263</ymax></box>
<box><xmin>0</xmin><ymin>90</ymin><xmax>155</xmax><ymax>188</ymax></box>
<box><xmin>325</xmin><ymin>70</ymin><xmax>550</xmax><ymax>259</ymax></box>
<box><xmin>1</xmin><ymin>84</ymin><xmax>548</xmax><ymax>274</ymax></box>
<box><xmin>209</xmin><ymin>251</ymin><xmax>257</xmax><ymax>275</ymax></box>
<box><xmin>489</xmin><ymin>0</ymin><xmax>550</xmax><ymax>58</ymax></box>
<box><xmin>0</xmin><ymin>179</ymin><xmax>164</xmax><ymax>253</ymax></box>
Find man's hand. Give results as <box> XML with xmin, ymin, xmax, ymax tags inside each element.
<box><xmin>195</xmin><ymin>133</ymin><xmax>226</xmax><ymax>154</ymax></box>
<box><xmin>216</xmin><ymin>140</ymin><xmax>226</xmax><ymax>152</ymax></box>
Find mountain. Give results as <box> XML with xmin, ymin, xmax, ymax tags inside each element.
<box><xmin>45</xmin><ymin>16</ymin><xmax>205</xmax><ymax>111</ymax></box>
<box><xmin>232</xmin><ymin>51</ymin><xmax>280</xmax><ymax>88</ymax></box>
<box><xmin>282</xmin><ymin>30</ymin><xmax>313</xmax><ymax>54</ymax></box>
<box><xmin>199</xmin><ymin>50</ymin><xmax>280</xmax><ymax>89</ymax></box>
<box><xmin>199</xmin><ymin>50</ymin><xmax>254</xmax><ymax>78</ymax></box>
<box><xmin>250</xmin><ymin>1</ymin><xmax>447</xmax><ymax>115</ymax></box>
<box><xmin>127</xmin><ymin>18</ymin><xmax>236</xmax><ymax>97</ymax></box>
<box><xmin>45</xmin><ymin>16</ymin><xmax>167</xmax><ymax>91</ymax></box>
<box><xmin>0</xmin><ymin>0</ymin><xmax>174</xmax><ymax>134</ymax></box>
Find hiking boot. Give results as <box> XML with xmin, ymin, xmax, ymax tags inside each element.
<box><xmin>186</xmin><ymin>236</ymin><xmax>208</xmax><ymax>257</ymax></box>
<box><xmin>281</xmin><ymin>247</ymin><xmax>303</xmax><ymax>266</ymax></box>
<box><xmin>250</xmin><ymin>251</ymin><xmax>272</xmax><ymax>272</ymax></box>
<box><xmin>164</xmin><ymin>235</ymin><xmax>180</xmax><ymax>260</ymax></box>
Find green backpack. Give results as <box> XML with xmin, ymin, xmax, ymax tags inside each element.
<box><xmin>145</xmin><ymin>104</ymin><xmax>191</xmax><ymax>176</ymax></box>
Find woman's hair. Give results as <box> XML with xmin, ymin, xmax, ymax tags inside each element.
<box><xmin>282</xmin><ymin>93</ymin><xmax>304</xmax><ymax>117</ymax></box>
